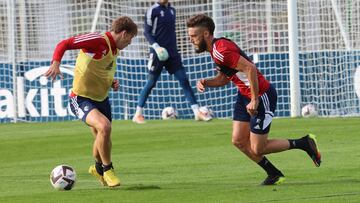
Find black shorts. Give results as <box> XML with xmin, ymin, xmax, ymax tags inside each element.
<box><xmin>69</xmin><ymin>94</ymin><xmax>112</xmax><ymax>123</ymax></box>
<box><xmin>233</xmin><ymin>84</ymin><xmax>277</xmax><ymax>134</ymax></box>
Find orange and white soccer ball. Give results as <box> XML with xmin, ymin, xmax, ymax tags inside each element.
<box><xmin>50</xmin><ymin>165</ymin><xmax>76</xmax><ymax>190</ymax></box>
<box><xmin>199</xmin><ymin>106</ymin><xmax>214</xmax><ymax>117</ymax></box>
<box><xmin>301</xmin><ymin>104</ymin><xmax>318</xmax><ymax>117</ymax></box>
<box><xmin>161</xmin><ymin>107</ymin><xmax>177</xmax><ymax>120</ymax></box>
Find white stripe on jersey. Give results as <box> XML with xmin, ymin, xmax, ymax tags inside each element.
<box><xmin>74</xmin><ymin>33</ymin><xmax>101</xmax><ymax>40</ymax></box>
<box><xmin>146</xmin><ymin>3</ymin><xmax>159</xmax><ymax>26</ymax></box>
<box><xmin>235</xmin><ymin>72</ymin><xmax>250</xmax><ymax>86</ymax></box>
<box><xmin>74</xmin><ymin>33</ymin><xmax>102</xmax><ymax>44</ymax></box>
<box><xmin>212</xmin><ymin>44</ymin><xmax>224</xmax><ymax>62</ymax></box>
<box><xmin>152</xmin><ymin>17</ymin><xmax>158</xmax><ymax>35</ymax></box>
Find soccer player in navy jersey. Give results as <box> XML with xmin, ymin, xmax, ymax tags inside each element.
<box><xmin>44</xmin><ymin>16</ymin><xmax>138</xmax><ymax>187</ymax></box>
<box><xmin>132</xmin><ymin>0</ymin><xmax>212</xmax><ymax>124</ymax></box>
<box><xmin>187</xmin><ymin>14</ymin><xmax>321</xmax><ymax>185</ymax></box>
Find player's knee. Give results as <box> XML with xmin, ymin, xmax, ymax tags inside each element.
<box><xmin>147</xmin><ymin>73</ymin><xmax>160</xmax><ymax>85</ymax></box>
<box><xmin>145</xmin><ymin>80</ymin><xmax>157</xmax><ymax>89</ymax></box>
<box><xmin>149</xmin><ymin>81</ymin><xmax>157</xmax><ymax>89</ymax></box>
<box><xmin>97</xmin><ymin>121</ymin><xmax>111</xmax><ymax>136</ymax></box>
<box><xmin>251</xmin><ymin>146</ymin><xmax>265</xmax><ymax>157</ymax></box>
<box><xmin>232</xmin><ymin>138</ymin><xmax>247</xmax><ymax>151</ymax></box>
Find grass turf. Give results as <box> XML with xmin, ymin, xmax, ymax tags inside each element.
<box><xmin>0</xmin><ymin>117</ymin><xmax>359</xmax><ymax>202</ymax></box>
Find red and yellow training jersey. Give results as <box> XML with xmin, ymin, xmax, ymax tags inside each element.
<box><xmin>210</xmin><ymin>38</ymin><xmax>270</xmax><ymax>99</ymax></box>
<box><xmin>52</xmin><ymin>32</ymin><xmax>118</xmax><ymax>101</ymax></box>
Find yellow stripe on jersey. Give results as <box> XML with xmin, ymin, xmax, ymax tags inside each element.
<box><xmin>72</xmin><ymin>34</ymin><xmax>118</xmax><ymax>101</ymax></box>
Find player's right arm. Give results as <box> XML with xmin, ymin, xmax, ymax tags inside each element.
<box><xmin>44</xmin><ymin>33</ymin><xmax>104</xmax><ymax>80</ymax></box>
<box><xmin>44</xmin><ymin>60</ymin><xmax>63</xmax><ymax>81</ymax></box>
<box><xmin>143</xmin><ymin>7</ymin><xmax>169</xmax><ymax>61</ymax></box>
<box><xmin>196</xmin><ymin>71</ymin><xmax>230</xmax><ymax>92</ymax></box>
<box><xmin>233</xmin><ymin>55</ymin><xmax>259</xmax><ymax>116</ymax></box>
<box><xmin>144</xmin><ymin>8</ymin><xmax>157</xmax><ymax>45</ymax></box>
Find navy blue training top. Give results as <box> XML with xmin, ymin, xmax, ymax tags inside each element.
<box><xmin>144</xmin><ymin>2</ymin><xmax>179</xmax><ymax>56</ymax></box>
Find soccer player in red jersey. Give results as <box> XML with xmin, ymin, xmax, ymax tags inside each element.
<box><xmin>44</xmin><ymin>16</ymin><xmax>138</xmax><ymax>187</ymax></box>
<box><xmin>187</xmin><ymin>14</ymin><xmax>321</xmax><ymax>185</ymax></box>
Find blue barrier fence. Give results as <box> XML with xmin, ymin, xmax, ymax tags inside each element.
<box><xmin>1</xmin><ymin>51</ymin><xmax>359</xmax><ymax>122</ymax></box>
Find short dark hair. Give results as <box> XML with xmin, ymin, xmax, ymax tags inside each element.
<box><xmin>186</xmin><ymin>14</ymin><xmax>215</xmax><ymax>35</ymax></box>
<box><xmin>111</xmin><ymin>16</ymin><xmax>138</xmax><ymax>36</ymax></box>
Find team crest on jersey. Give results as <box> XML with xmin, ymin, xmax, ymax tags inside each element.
<box><xmin>160</xmin><ymin>11</ymin><xmax>164</xmax><ymax>17</ymax></box>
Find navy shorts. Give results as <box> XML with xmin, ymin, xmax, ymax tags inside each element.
<box><xmin>147</xmin><ymin>50</ymin><xmax>183</xmax><ymax>74</ymax></box>
<box><xmin>233</xmin><ymin>84</ymin><xmax>277</xmax><ymax>134</ymax></box>
<box><xmin>69</xmin><ymin>94</ymin><xmax>112</xmax><ymax>123</ymax></box>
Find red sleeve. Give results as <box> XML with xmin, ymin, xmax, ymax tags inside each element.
<box><xmin>52</xmin><ymin>33</ymin><xmax>106</xmax><ymax>63</ymax></box>
<box><xmin>214</xmin><ymin>40</ymin><xmax>240</xmax><ymax>68</ymax></box>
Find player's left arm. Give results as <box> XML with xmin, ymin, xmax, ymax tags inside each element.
<box><xmin>234</xmin><ymin>56</ymin><xmax>259</xmax><ymax>116</ymax></box>
<box><xmin>112</xmin><ymin>79</ymin><xmax>119</xmax><ymax>91</ymax></box>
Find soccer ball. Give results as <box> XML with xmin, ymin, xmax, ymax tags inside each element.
<box><xmin>50</xmin><ymin>165</ymin><xmax>76</xmax><ymax>190</ymax></box>
<box><xmin>301</xmin><ymin>104</ymin><xmax>318</xmax><ymax>117</ymax></box>
<box><xmin>161</xmin><ymin>106</ymin><xmax>177</xmax><ymax>120</ymax></box>
<box><xmin>199</xmin><ymin>106</ymin><xmax>214</xmax><ymax>117</ymax></box>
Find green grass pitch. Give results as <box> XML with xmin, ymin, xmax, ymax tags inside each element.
<box><xmin>0</xmin><ymin>117</ymin><xmax>359</xmax><ymax>203</ymax></box>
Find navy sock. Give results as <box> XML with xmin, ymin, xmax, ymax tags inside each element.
<box><xmin>257</xmin><ymin>157</ymin><xmax>283</xmax><ymax>176</ymax></box>
<box><xmin>95</xmin><ymin>161</ymin><xmax>104</xmax><ymax>175</ymax></box>
<box><xmin>288</xmin><ymin>136</ymin><xmax>307</xmax><ymax>150</ymax></box>
<box><xmin>103</xmin><ymin>162</ymin><xmax>113</xmax><ymax>172</ymax></box>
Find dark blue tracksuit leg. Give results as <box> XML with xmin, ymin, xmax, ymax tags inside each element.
<box><xmin>173</xmin><ymin>68</ymin><xmax>197</xmax><ymax>105</ymax></box>
<box><xmin>137</xmin><ymin>65</ymin><xmax>163</xmax><ymax>108</ymax></box>
<box><xmin>164</xmin><ymin>54</ymin><xmax>198</xmax><ymax>106</ymax></box>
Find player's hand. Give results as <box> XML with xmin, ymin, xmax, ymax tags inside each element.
<box><xmin>44</xmin><ymin>61</ymin><xmax>64</xmax><ymax>81</ymax></box>
<box><xmin>152</xmin><ymin>43</ymin><xmax>169</xmax><ymax>61</ymax></box>
<box><xmin>246</xmin><ymin>98</ymin><xmax>259</xmax><ymax>117</ymax></box>
<box><xmin>197</xmin><ymin>79</ymin><xmax>206</xmax><ymax>93</ymax></box>
<box><xmin>112</xmin><ymin>79</ymin><xmax>119</xmax><ymax>91</ymax></box>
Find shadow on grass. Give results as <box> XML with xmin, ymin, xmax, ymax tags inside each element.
<box><xmin>124</xmin><ymin>184</ymin><xmax>161</xmax><ymax>190</ymax></box>
<box><xmin>73</xmin><ymin>184</ymin><xmax>161</xmax><ymax>192</ymax></box>
<box><xmin>283</xmin><ymin>178</ymin><xmax>360</xmax><ymax>186</ymax></box>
